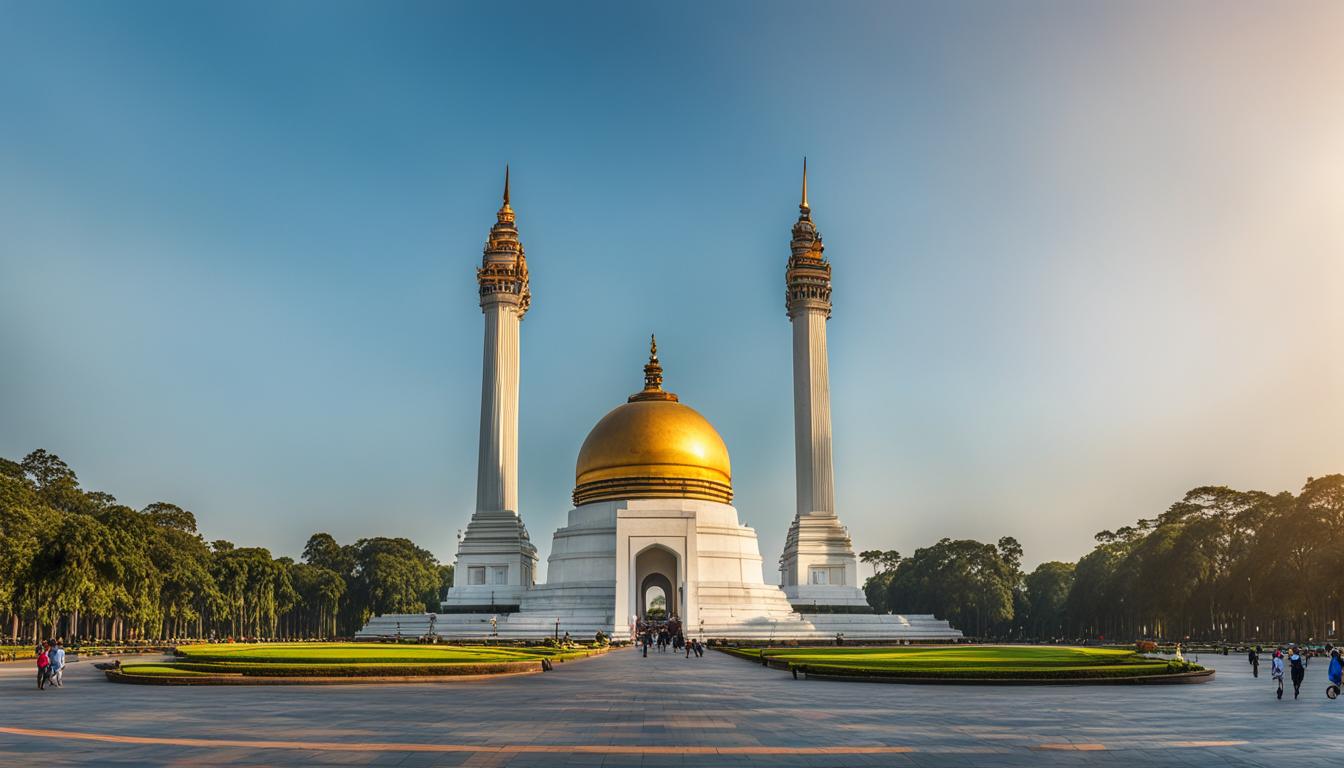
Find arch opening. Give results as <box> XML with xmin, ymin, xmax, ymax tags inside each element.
<box><xmin>634</xmin><ymin>545</ymin><xmax>679</xmax><ymax>622</ymax></box>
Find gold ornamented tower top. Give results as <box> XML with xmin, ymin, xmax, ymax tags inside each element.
<box><xmin>785</xmin><ymin>158</ymin><xmax>831</xmax><ymax>318</ymax></box>
<box><xmin>477</xmin><ymin>165</ymin><xmax>531</xmax><ymax>315</ymax></box>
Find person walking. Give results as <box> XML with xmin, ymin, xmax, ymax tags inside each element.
<box><xmin>1248</xmin><ymin>646</ymin><xmax>1259</xmax><ymax>677</ymax></box>
<box><xmin>35</xmin><ymin>643</ymin><xmax>50</xmax><ymax>690</ymax></box>
<box><xmin>1328</xmin><ymin>648</ymin><xmax>1343</xmax><ymax>699</ymax></box>
<box><xmin>1289</xmin><ymin>645</ymin><xmax>1307</xmax><ymax>699</ymax></box>
<box><xmin>48</xmin><ymin>640</ymin><xmax>65</xmax><ymax>688</ymax></box>
<box><xmin>1271</xmin><ymin>649</ymin><xmax>1285</xmax><ymax>699</ymax></box>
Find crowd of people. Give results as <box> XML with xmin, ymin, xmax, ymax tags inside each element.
<box><xmin>1246</xmin><ymin>644</ymin><xmax>1344</xmax><ymax>700</ymax></box>
<box><xmin>34</xmin><ymin>638</ymin><xmax>66</xmax><ymax>690</ymax></box>
<box><xmin>635</xmin><ymin>616</ymin><xmax>704</xmax><ymax>659</ymax></box>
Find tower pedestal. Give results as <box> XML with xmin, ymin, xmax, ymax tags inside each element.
<box><xmin>779</xmin><ymin>514</ymin><xmax>869</xmax><ymax>611</ymax></box>
<box><xmin>441</xmin><ymin>510</ymin><xmax>537</xmax><ymax>612</ymax></box>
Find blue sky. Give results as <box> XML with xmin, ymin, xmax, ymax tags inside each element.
<box><xmin>2</xmin><ymin>1</ymin><xmax>1341</xmax><ymax>575</ymax></box>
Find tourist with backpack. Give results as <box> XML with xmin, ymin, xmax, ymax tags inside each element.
<box><xmin>1288</xmin><ymin>645</ymin><xmax>1307</xmax><ymax>699</ymax></box>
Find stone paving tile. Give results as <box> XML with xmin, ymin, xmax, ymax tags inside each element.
<box><xmin>1</xmin><ymin>649</ymin><xmax>1342</xmax><ymax>765</ymax></box>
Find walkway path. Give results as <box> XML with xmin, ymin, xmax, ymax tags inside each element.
<box><xmin>1</xmin><ymin>647</ymin><xmax>1341</xmax><ymax>766</ymax></box>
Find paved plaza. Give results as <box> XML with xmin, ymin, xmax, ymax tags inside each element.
<box><xmin>2</xmin><ymin>647</ymin><xmax>1342</xmax><ymax>766</ymax></box>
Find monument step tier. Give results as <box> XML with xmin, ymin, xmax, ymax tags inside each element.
<box><xmin>357</xmin><ymin>609</ymin><xmax>961</xmax><ymax>642</ymax></box>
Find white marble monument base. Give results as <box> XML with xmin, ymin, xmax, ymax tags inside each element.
<box><xmin>360</xmin><ymin>498</ymin><xmax>961</xmax><ymax>643</ymax></box>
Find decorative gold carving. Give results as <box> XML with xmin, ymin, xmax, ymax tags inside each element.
<box><xmin>786</xmin><ymin>158</ymin><xmax>831</xmax><ymax>318</ymax></box>
<box><xmin>478</xmin><ymin>165</ymin><xmax>530</xmax><ymax>315</ymax></box>
<box><xmin>628</xmin><ymin>333</ymin><xmax>677</xmax><ymax>403</ymax></box>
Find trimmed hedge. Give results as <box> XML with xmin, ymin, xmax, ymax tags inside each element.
<box><xmin>792</xmin><ymin>662</ymin><xmax>1180</xmax><ymax>680</ymax></box>
<box><xmin>717</xmin><ymin>645</ymin><xmax>1205</xmax><ymax>682</ymax></box>
<box><xmin>129</xmin><ymin>660</ymin><xmax>539</xmax><ymax>677</ymax></box>
<box><xmin>173</xmin><ymin>643</ymin><xmax>602</xmax><ymax>666</ymax></box>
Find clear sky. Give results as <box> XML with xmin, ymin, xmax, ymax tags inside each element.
<box><xmin>2</xmin><ymin>1</ymin><xmax>1341</xmax><ymax>577</ymax></box>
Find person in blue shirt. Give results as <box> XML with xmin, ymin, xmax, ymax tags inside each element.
<box><xmin>1328</xmin><ymin>648</ymin><xmax>1342</xmax><ymax>698</ymax></box>
<box><xmin>48</xmin><ymin>640</ymin><xmax>65</xmax><ymax>688</ymax></box>
<box><xmin>1271</xmin><ymin>649</ymin><xmax>1285</xmax><ymax>699</ymax></box>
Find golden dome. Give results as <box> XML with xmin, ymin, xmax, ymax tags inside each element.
<box><xmin>573</xmin><ymin>337</ymin><xmax>732</xmax><ymax>506</ymax></box>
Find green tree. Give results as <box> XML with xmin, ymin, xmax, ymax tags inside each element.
<box><xmin>1023</xmin><ymin>561</ymin><xmax>1074</xmax><ymax>639</ymax></box>
<box><xmin>886</xmin><ymin>538</ymin><xmax>1016</xmax><ymax>638</ymax></box>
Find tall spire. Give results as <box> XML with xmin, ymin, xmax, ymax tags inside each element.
<box><xmin>479</xmin><ymin>165</ymin><xmax>529</xmax><ymax>315</ymax></box>
<box><xmin>800</xmin><ymin>157</ymin><xmax>809</xmax><ymax>217</ymax></box>
<box><xmin>629</xmin><ymin>333</ymin><xmax>678</xmax><ymax>402</ymax></box>
<box><xmin>502</xmin><ymin>164</ymin><xmax>511</xmax><ymax>209</ymax></box>
<box><xmin>786</xmin><ymin>158</ymin><xmax>830</xmax><ymax>318</ymax></box>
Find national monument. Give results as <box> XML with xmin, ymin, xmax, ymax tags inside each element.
<box><xmin>359</xmin><ymin>164</ymin><xmax>961</xmax><ymax>642</ymax></box>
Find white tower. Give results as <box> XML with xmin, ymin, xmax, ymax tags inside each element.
<box><xmin>442</xmin><ymin>167</ymin><xmax>539</xmax><ymax>612</ymax></box>
<box><xmin>779</xmin><ymin>160</ymin><xmax>869</xmax><ymax>611</ymax></box>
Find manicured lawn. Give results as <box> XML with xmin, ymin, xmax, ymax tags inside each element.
<box><xmin>108</xmin><ymin>642</ymin><xmax>605</xmax><ymax>683</ymax></box>
<box><xmin>722</xmin><ymin>645</ymin><xmax>1204</xmax><ymax>681</ymax></box>
<box><xmin>176</xmin><ymin>642</ymin><xmax>546</xmax><ymax>663</ymax></box>
<box><xmin>174</xmin><ymin>642</ymin><xmax>595</xmax><ymax>664</ymax></box>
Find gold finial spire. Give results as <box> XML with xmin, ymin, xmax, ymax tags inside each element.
<box><xmin>502</xmin><ymin>164</ymin><xmax>511</xmax><ymax>208</ymax></box>
<box><xmin>800</xmin><ymin>157</ymin><xmax>809</xmax><ymax>214</ymax></box>
<box><xmin>629</xmin><ymin>333</ymin><xmax>678</xmax><ymax>402</ymax></box>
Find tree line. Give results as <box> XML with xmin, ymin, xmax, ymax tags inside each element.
<box><xmin>5</xmin><ymin>447</ymin><xmax>1341</xmax><ymax>644</ymax></box>
<box><xmin>1</xmin><ymin>450</ymin><xmax>451</xmax><ymax>643</ymax></box>
<box><xmin>864</xmin><ymin>474</ymin><xmax>1344</xmax><ymax>642</ymax></box>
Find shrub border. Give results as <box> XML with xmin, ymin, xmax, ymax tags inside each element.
<box><xmin>104</xmin><ymin>668</ymin><xmax>541</xmax><ymax>686</ymax></box>
<box><xmin>108</xmin><ymin>645</ymin><xmax>609</xmax><ymax>685</ymax></box>
<box><xmin>716</xmin><ymin>647</ymin><xmax>1215</xmax><ymax>685</ymax></box>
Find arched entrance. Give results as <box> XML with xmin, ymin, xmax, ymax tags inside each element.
<box><xmin>634</xmin><ymin>545</ymin><xmax>679</xmax><ymax>621</ymax></box>
<box><xmin>640</xmin><ymin>573</ymin><xmax>674</xmax><ymax>621</ymax></box>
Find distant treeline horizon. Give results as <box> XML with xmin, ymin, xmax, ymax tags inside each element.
<box><xmin>1</xmin><ymin>450</ymin><xmax>449</xmax><ymax>643</ymax></box>
<box><xmin>863</xmin><ymin>474</ymin><xmax>1344</xmax><ymax>643</ymax></box>
<box><xmin>3</xmin><ymin>448</ymin><xmax>1341</xmax><ymax>644</ymax></box>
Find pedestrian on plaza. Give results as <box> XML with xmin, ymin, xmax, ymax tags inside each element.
<box><xmin>1271</xmin><ymin>649</ymin><xmax>1285</xmax><ymax>699</ymax></box>
<box><xmin>1248</xmin><ymin>646</ymin><xmax>1259</xmax><ymax>677</ymax></box>
<box><xmin>1327</xmin><ymin>648</ymin><xmax>1343</xmax><ymax>699</ymax></box>
<box><xmin>1289</xmin><ymin>645</ymin><xmax>1307</xmax><ymax>699</ymax></box>
<box><xmin>35</xmin><ymin>643</ymin><xmax>50</xmax><ymax>690</ymax></box>
<box><xmin>48</xmin><ymin>639</ymin><xmax>65</xmax><ymax>688</ymax></box>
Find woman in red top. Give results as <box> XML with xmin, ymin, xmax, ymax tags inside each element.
<box><xmin>36</xmin><ymin>644</ymin><xmax>50</xmax><ymax>690</ymax></box>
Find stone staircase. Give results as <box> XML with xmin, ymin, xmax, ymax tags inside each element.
<box><xmin>357</xmin><ymin>606</ymin><xmax>961</xmax><ymax>643</ymax></box>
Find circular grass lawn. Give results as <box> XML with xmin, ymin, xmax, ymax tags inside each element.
<box><xmin>721</xmin><ymin>645</ymin><xmax>1211</xmax><ymax>684</ymax></box>
<box><xmin>109</xmin><ymin>642</ymin><xmax>605</xmax><ymax>685</ymax></box>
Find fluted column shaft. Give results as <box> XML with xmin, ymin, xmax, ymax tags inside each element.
<box><xmin>790</xmin><ymin>304</ymin><xmax>835</xmax><ymax>518</ymax></box>
<box><xmin>476</xmin><ymin>294</ymin><xmax>522</xmax><ymax>515</ymax></box>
